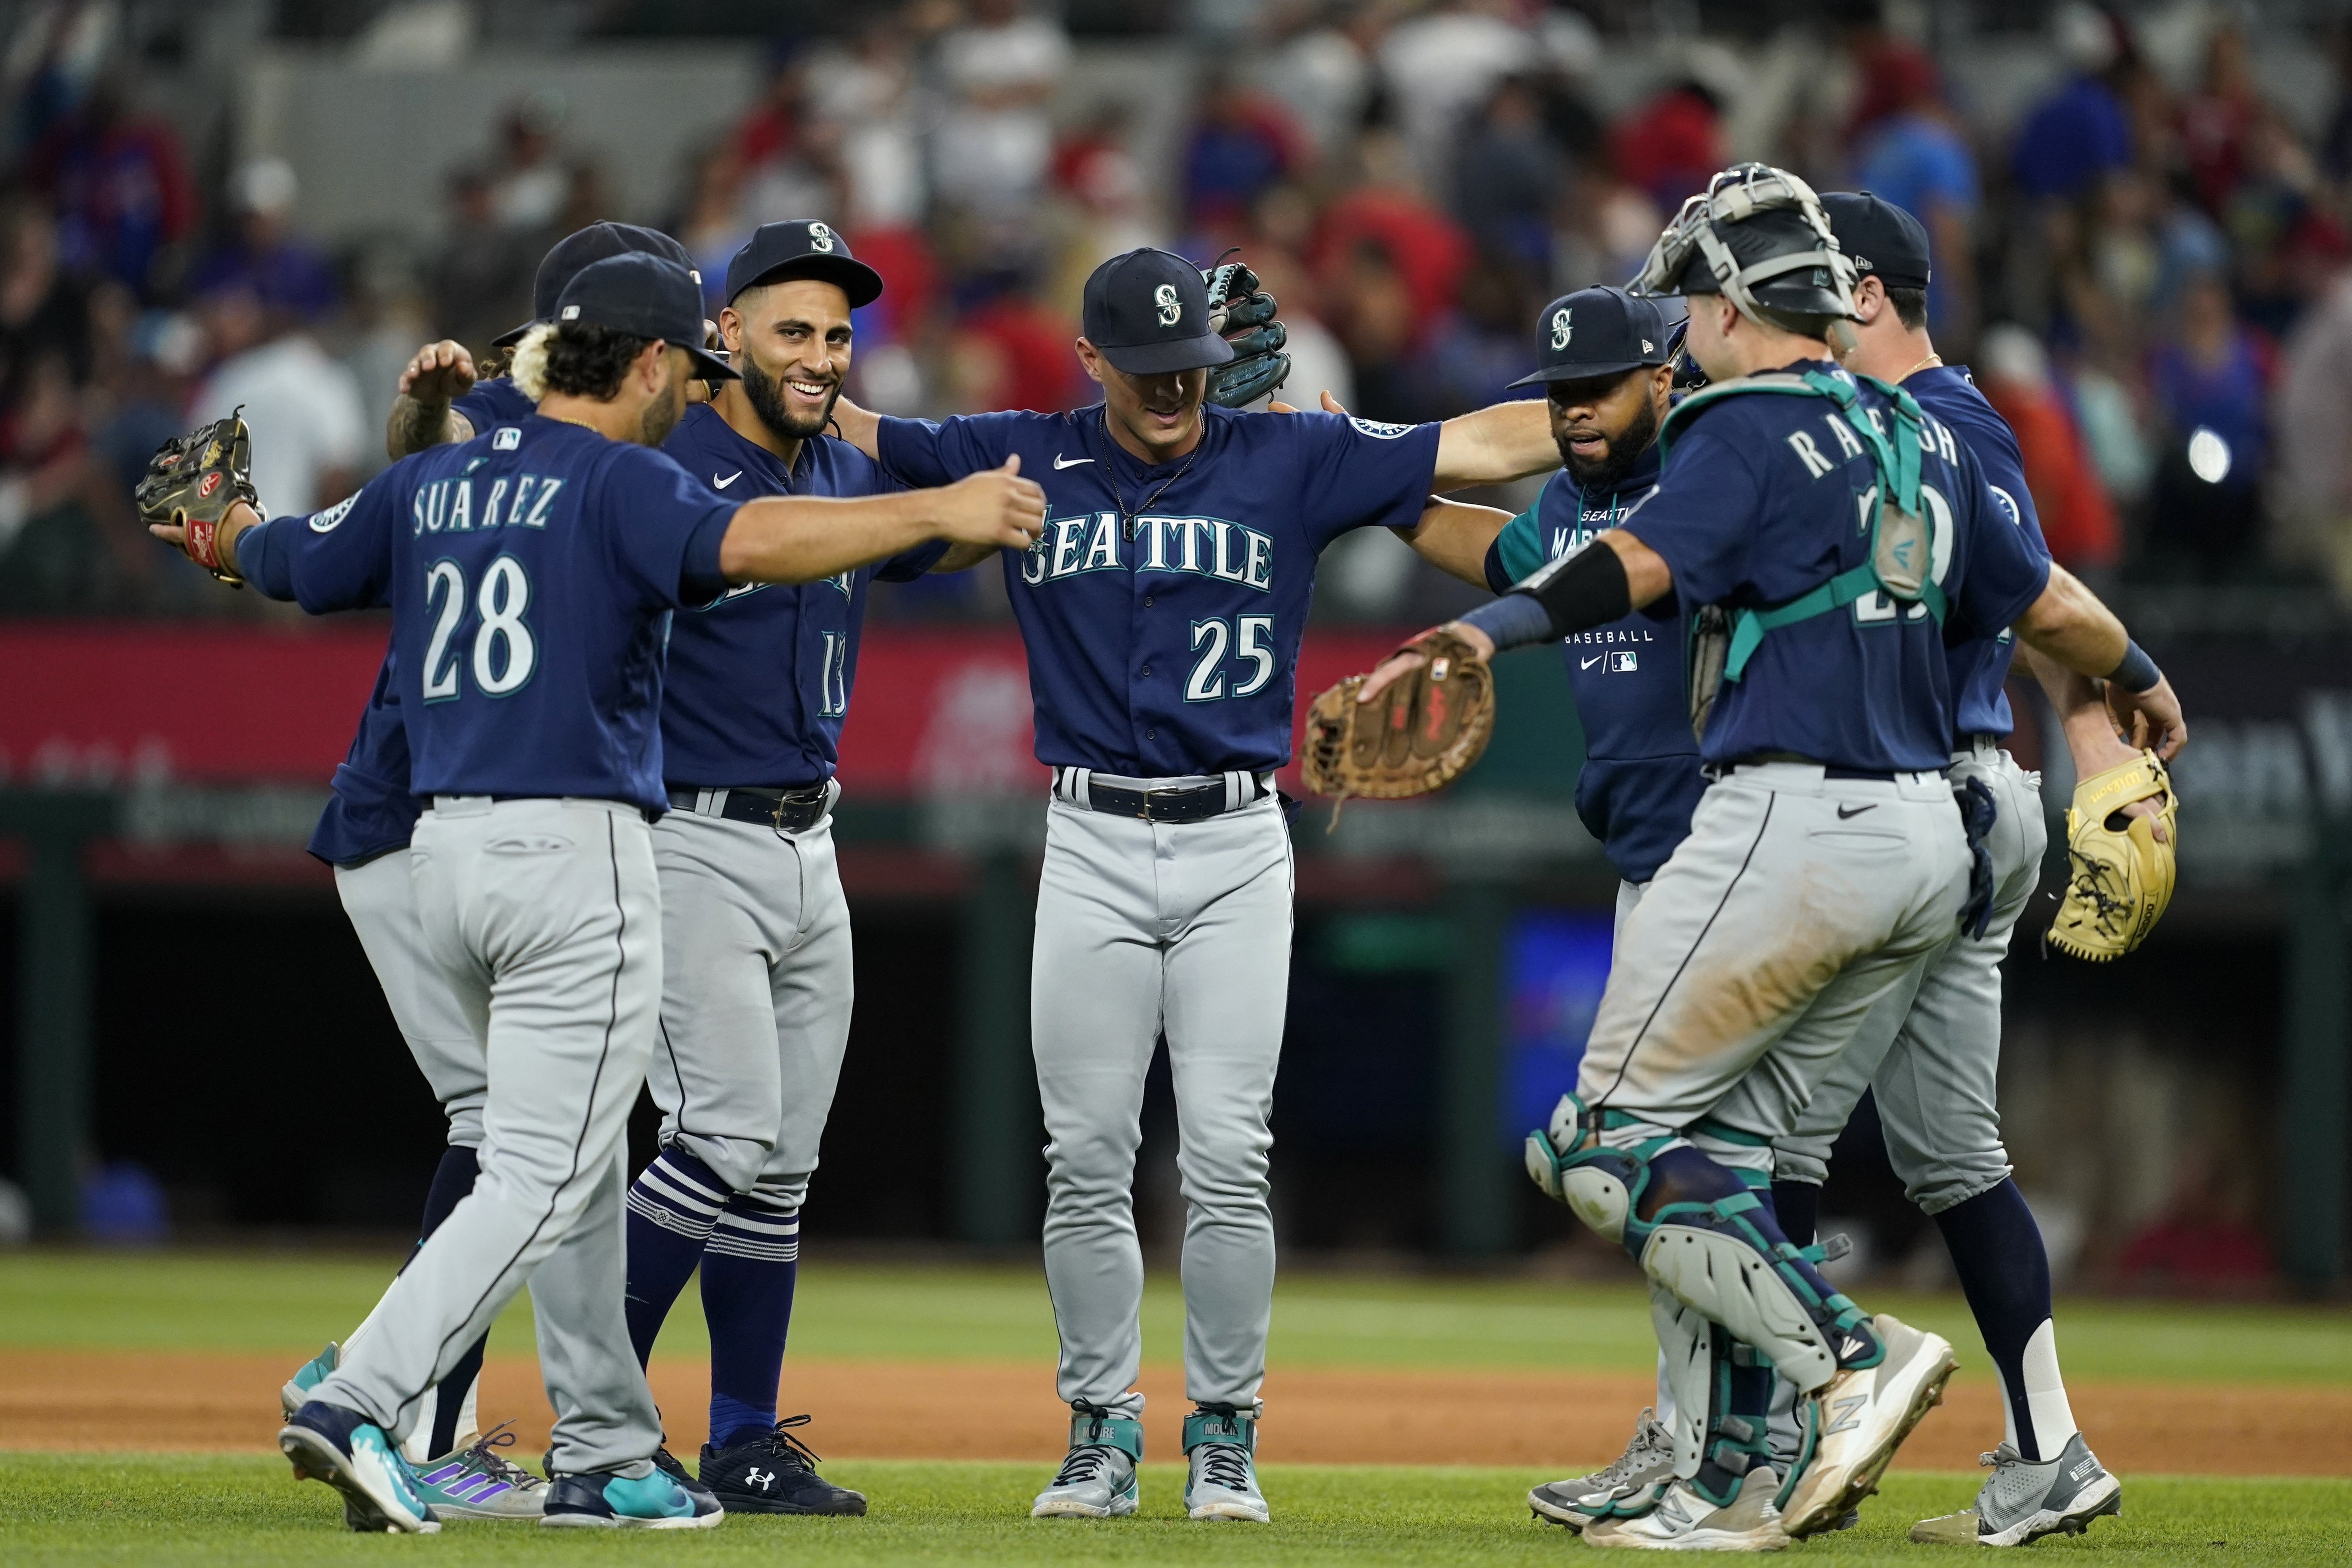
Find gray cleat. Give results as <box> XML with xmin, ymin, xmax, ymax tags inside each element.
<box><xmin>1182</xmin><ymin>1406</ymin><xmax>1268</xmax><ymax>1523</ymax></box>
<box><xmin>1529</xmin><ymin>1407</ymin><xmax>1677</xmax><ymax>1531</ymax></box>
<box><xmin>1031</xmin><ymin>1402</ymin><xmax>1141</xmax><ymax>1519</ymax></box>
<box><xmin>1582</xmin><ymin>1465</ymin><xmax>1791</xmax><ymax>1552</ymax></box>
<box><xmin>411</xmin><ymin>1422</ymin><xmax>548</xmax><ymax>1521</ymax></box>
<box><xmin>1909</xmin><ymin>1432</ymin><xmax>2122</xmax><ymax>1547</ymax></box>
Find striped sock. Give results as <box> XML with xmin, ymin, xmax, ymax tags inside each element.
<box><xmin>701</xmin><ymin>1192</ymin><xmax>801</xmax><ymax>1451</ymax></box>
<box><xmin>623</xmin><ymin>1147</ymin><xmax>731</xmax><ymax>1370</ymax></box>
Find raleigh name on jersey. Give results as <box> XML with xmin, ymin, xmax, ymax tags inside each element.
<box><xmin>235</xmin><ymin>415</ymin><xmax>736</xmax><ymax>813</ymax></box>
<box><xmin>1623</xmin><ymin>361</ymin><xmax>2050</xmax><ymax>774</ymax></box>
<box><xmin>878</xmin><ymin>404</ymin><xmax>1441</xmax><ymax>777</ymax></box>
<box><xmin>658</xmin><ymin>403</ymin><xmax>944</xmax><ymax>788</ymax></box>
<box><xmin>1487</xmin><ymin>443</ymin><xmax>1704</xmax><ymax>883</ymax></box>
<box><xmin>1903</xmin><ymin>365</ymin><xmax>2054</xmax><ymax>745</ymax></box>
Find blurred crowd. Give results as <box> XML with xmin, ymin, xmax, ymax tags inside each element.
<box><xmin>9</xmin><ymin>0</ymin><xmax>2352</xmax><ymax>618</ymax></box>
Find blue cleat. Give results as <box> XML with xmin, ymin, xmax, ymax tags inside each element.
<box><xmin>542</xmin><ymin>1465</ymin><xmax>725</xmax><ymax>1529</ymax></box>
<box><xmin>278</xmin><ymin>1399</ymin><xmax>440</xmax><ymax>1533</ymax></box>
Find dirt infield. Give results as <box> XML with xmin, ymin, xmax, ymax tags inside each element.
<box><xmin>2</xmin><ymin>1350</ymin><xmax>2344</xmax><ymax>1474</ymax></box>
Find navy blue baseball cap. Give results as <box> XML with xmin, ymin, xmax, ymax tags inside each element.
<box><xmin>1821</xmin><ymin>192</ymin><xmax>1932</xmax><ymax>291</ymax></box>
<box><xmin>1508</xmin><ymin>286</ymin><xmax>1673</xmax><ymax>388</ymax></box>
<box><xmin>493</xmin><ymin>221</ymin><xmax>699</xmax><ymax>347</ymax></box>
<box><xmin>553</xmin><ymin>254</ymin><xmax>738</xmax><ymax>382</ymax></box>
<box><xmin>1081</xmin><ymin>248</ymin><xmax>1235</xmax><ymax>376</ymax></box>
<box><xmin>724</xmin><ymin>219</ymin><xmax>884</xmax><ymax>309</ymax></box>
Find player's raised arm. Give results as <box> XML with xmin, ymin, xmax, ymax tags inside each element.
<box><xmin>2010</xmin><ymin>562</ymin><xmax>2185</xmax><ymax>760</ymax></box>
<box><xmin>719</xmin><ymin>457</ymin><xmax>1043</xmax><ymax>584</ymax></box>
<box><xmin>1430</xmin><ymin>396</ymin><xmax>1557</xmax><ymax>491</ymax></box>
<box><xmin>386</xmin><ymin>339</ymin><xmax>479</xmax><ymax>457</ymax></box>
<box><xmin>1399</xmin><ymin>499</ymin><xmax>1511</xmax><ymax>588</ymax></box>
<box><xmin>828</xmin><ymin>395</ymin><xmax>882</xmax><ymax>461</ymax></box>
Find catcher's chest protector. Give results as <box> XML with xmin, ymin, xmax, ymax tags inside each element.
<box><xmin>1664</xmin><ymin>370</ymin><xmax>1947</xmax><ymax>736</ymax></box>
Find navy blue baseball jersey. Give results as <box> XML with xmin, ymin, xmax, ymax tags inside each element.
<box><xmin>1905</xmin><ymin>365</ymin><xmax>2052</xmax><ymax>743</ymax></box>
<box><xmin>1625</xmin><ymin>361</ymin><xmax>2050</xmax><ymax>773</ymax></box>
<box><xmin>237</xmin><ymin>416</ymin><xmax>737</xmax><ymax>812</ymax></box>
<box><xmin>307</xmin><ymin>651</ymin><xmax>424</xmax><ymax>866</ymax></box>
<box><xmin>658</xmin><ymin>403</ymin><xmax>944</xmax><ymax>787</ymax></box>
<box><xmin>453</xmin><ymin>375</ymin><xmax>536</xmax><ymax>432</ymax></box>
<box><xmin>1485</xmin><ymin>445</ymin><xmax>1705</xmax><ymax>884</ymax></box>
<box><xmin>878</xmin><ymin>404</ymin><xmax>1441</xmax><ymax>775</ymax></box>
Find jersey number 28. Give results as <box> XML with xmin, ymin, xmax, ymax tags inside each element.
<box><xmin>422</xmin><ymin>554</ymin><xmax>536</xmax><ymax>702</ymax></box>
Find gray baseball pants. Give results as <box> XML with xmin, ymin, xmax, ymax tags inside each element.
<box><xmin>1032</xmin><ymin>785</ymin><xmax>1292</xmax><ymax>1421</ymax></box>
<box><xmin>645</xmin><ymin>795</ymin><xmax>854</xmax><ymax>1205</ymax></box>
<box><xmin>336</xmin><ymin>852</ymin><xmax>486</xmax><ymax>1149</ymax></box>
<box><xmin>1773</xmin><ymin>744</ymin><xmax>2046</xmax><ymax>1212</ymax></box>
<box><xmin>311</xmin><ymin>797</ymin><xmax>663</xmax><ymax>1477</ymax></box>
<box><xmin>1579</xmin><ymin>762</ymin><xmax>1972</xmax><ymax>1166</ymax></box>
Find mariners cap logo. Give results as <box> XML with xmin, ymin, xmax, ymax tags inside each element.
<box><xmin>808</xmin><ymin>222</ymin><xmax>835</xmax><ymax>254</ymax></box>
<box><xmin>1154</xmin><ymin>283</ymin><xmax>1182</xmax><ymax>327</ymax></box>
<box><xmin>1550</xmin><ymin>307</ymin><xmax>1572</xmax><ymax>352</ymax></box>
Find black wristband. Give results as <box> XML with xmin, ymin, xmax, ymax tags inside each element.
<box><xmin>1509</xmin><ymin>536</ymin><xmax>1634</xmax><ymax>645</ymax></box>
<box><xmin>2108</xmin><ymin>638</ymin><xmax>2161</xmax><ymax>694</ymax></box>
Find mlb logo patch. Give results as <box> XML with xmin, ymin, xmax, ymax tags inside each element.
<box><xmin>493</xmin><ymin>427</ymin><xmax>521</xmax><ymax>451</ymax></box>
<box><xmin>1607</xmin><ymin>651</ymin><xmax>1638</xmax><ymax>673</ymax></box>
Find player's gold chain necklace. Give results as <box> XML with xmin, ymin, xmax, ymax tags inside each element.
<box><xmin>1901</xmin><ymin>352</ymin><xmax>1943</xmax><ymax>380</ymax></box>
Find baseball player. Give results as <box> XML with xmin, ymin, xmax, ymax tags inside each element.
<box><xmin>827</xmin><ymin>246</ymin><xmax>1557</xmax><ymax>1523</ymax></box>
<box><xmin>612</xmin><ymin>220</ymin><xmax>945</xmax><ymax>1517</ymax></box>
<box><xmin>271</xmin><ymin>221</ymin><xmax>710</xmax><ymax>1523</ymax></box>
<box><xmin>1360</xmin><ymin>164</ymin><xmax>2181</xmax><ymax>1548</ymax></box>
<box><xmin>149</xmin><ymin>252</ymin><xmax>1044</xmax><ymax>1531</ymax></box>
<box><xmin>1763</xmin><ymin>192</ymin><xmax>2171</xmax><ymax>1547</ymax></box>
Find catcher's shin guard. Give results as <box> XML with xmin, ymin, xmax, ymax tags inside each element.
<box><xmin>1527</xmin><ymin>1098</ymin><xmax>1877</xmax><ymax>1394</ymax></box>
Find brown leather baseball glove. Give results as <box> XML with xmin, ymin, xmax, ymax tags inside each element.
<box><xmin>1301</xmin><ymin>627</ymin><xmax>1495</xmax><ymax>815</ymax></box>
<box><xmin>136</xmin><ymin>409</ymin><xmax>259</xmax><ymax>586</ymax></box>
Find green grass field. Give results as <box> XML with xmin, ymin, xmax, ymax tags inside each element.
<box><xmin>6</xmin><ymin>1250</ymin><xmax>2349</xmax><ymax>1383</ymax></box>
<box><xmin>3</xmin><ymin>1456</ymin><xmax>2347</xmax><ymax>1566</ymax></box>
<box><xmin>5</xmin><ymin>1250</ymin><xmax>2350</xmax><ymax>1563</ymax></box>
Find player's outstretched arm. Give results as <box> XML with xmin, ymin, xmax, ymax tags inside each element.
<box><xmin>1431</xmin><ymin>397</ymin><xmax>1557</xmax><ymax>491</ymax></box>
<box><xmin>2019</xmin><ymin>642</ymin><xmax>2170</xmax><ymax>839</ymax></box>
<box><xmin>1400</xmin><ymin>498</ymin><xmax>1511</xmax><ymax>589</ymax></box>
<box><xmin>827</xmin><ymin>395</ymin><xmax>883</xmax><ymax>461</ymax></box>
<box><xmin>720</xmin><ymin>456</ymin><xmax>1044</xmax><ymax>585</ymax></box>
<box><xmin>386</xmin><ymin>340</ymin><xmax>480</xmax><ymax>458</ymax></box>
<box><xmin>2012</xmin><ymin>563</ymin><xmax>2186</xmax><ymax>760</ymax></box>
<box><xmin>1357</xmin><ymin>530</ymin><xmax>1673</xmax><ymax>703</ymax></box>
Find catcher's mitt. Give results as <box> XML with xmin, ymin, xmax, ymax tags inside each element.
<box><xmin>136</xmin><ymin>409</ymin><xmax>259</xmax><ymax>586</ymax></box>
<box><xmin>2045</xmin><ymin>751</ymin><xmax>2178</xmax><ymax>962</ymax></box>
<box><xmin>1204</xmin><ymin>257</ymin><xmax>1289</xmax><ymax>409</ymax></box>
<box><xmin>1301</xmin><ymin>629</ymin><xmax>1494</xmax><ymax>820</ymax></box>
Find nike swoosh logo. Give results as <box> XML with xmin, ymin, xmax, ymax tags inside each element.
<box><xmin>1837</xmin><ymin>804</ymin><xmax>1876</xmax><ymax>819</ymax></box>
<box><xmin>1580</xmin><ymin>655</ymin><xmax>1603</xmax><ymax>669</ymax></box>
<box><xmin>714</xmin><ymin>471</ymin><xmax>741</xmax><ymax>489</ymax></box>
<box><xmin>1052</xmin><ymin>454</ymin><xmax>1093</xmax><ymax>469</ymax></box>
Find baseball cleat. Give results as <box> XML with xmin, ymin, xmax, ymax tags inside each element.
<box><xmin>279</xmin><ymin>1399</ymin><xmax>441</xmax><ymax>1533</ymax></box>
<box><xmin>278</xmin><ymin>1341</ymin><xmax>338</xmax><ymax>1421</ymax></box>
<box><xmin>1581</xmin><ymin>1466</ymin><xmax>1791</xmax><ymax>1552</ymax></box>
<box><xmin>1528</xmin><ymin>1405</ymin><xmax>1676</xmax><ymax>1531</ymax></box>
<box><xmin>698</xmin><ymin>1414</ymin><xmax>867</xmax><ymax>1516</ymax></box>
<box><xmin>1778</xmin><ymin>1313</ymin><xmax>1956</xmax><ymax>1538</ymax></box>
<box><xmin>541</xmin><ymin>1466</ymin><xmax>723</xmax><ymax>1529</ymax></box>
<box><xmin>1182</xmin><ymin>1406</ymin><xmax>1268</xmax><ymax>1523</ymax></box>
<box><xmin>1031</xmin><ymin>1402</ymin><xmax>1142</xmax><ymax>1518</ymax></box>
<box><xmin>1909</xmin><ymin>1433</ymin><xmax>2122</xmax><ymax>1547</ymax></box>
<box><xmin>410</xmin><ymin>1421</ymin><xmax>546</xmax><ymax>1521</ymax></box>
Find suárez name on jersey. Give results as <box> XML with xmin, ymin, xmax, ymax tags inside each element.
<box><xmin>410</xmin><ymin>470</ymin><xmax>565</xmax><ymax>536</ymax></box>
<box><xmin>1022</xmin><ymin>512</ymin><xmax>1273</xmax><ymax>590</ymax></box>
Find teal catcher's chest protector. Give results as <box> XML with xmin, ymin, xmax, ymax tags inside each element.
<box><xmin>1662</xmin><ymin>369</ymin><xmax>1946</xmax><ymax>736</ymax></box>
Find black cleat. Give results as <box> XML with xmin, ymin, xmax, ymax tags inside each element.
<box><xmin>699</xmin><ymin>1414</ymin><xmax>868</xmax><ymax>1516</ymax></box>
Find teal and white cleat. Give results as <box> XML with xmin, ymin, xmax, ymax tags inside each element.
<box><xmin>279</xmin><ymin>1399</ymin><xmax>440</xmax><ymax>1533</ymax></box>
<box><xmin>542</xmin><ymin>1466</ymin><xmax>723</xmax><ymax>1529</ymax></box>
<box><xmin>1031</xmin><ymin>1402</ymin><xmax>1141</xmax><ymax>1519</ymax></box>
<box><xmin>1182</xmin><ymin>1406</ymin><xmax>1268</xmax><ymax>1523</ymax></box>
<box><xmin>279</xmin><ymin>1341</ymin><xmax>338</xmax><ymax>1421</ymax></box>
<box><xmin>1582</xmin><ymin>1467</ymin><xmax>1791</xmax><ymax>1552</ymax></box>
<box><xmin>412</xmin><ymin>1422</ymin><xmax>547</xmax><ymax>1521</ymax></box>
<box><xmin>1909</xmin><ymin>1433</ymin><xmax>2122</xmax><ymax>1547</ymax></box>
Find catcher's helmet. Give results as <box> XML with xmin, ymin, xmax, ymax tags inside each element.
<box><xmin>1631</xmin><ymin>163</ymin><xmax>1858</xmax><ymax>329</ymax></box>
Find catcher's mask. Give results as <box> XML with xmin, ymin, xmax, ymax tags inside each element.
<box><xmin>1631</xmin><ymin>163</ymin><xmax>1859</xmax><ymax>331</ymax></box>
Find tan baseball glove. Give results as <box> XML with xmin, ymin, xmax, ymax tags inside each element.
<box><xmin>2045</xmin><ymin>750</ymin><xmax>2178</xmax><ymax>962</ymax></box>
<box><xmin>1301</xmin><ymin>628</ymin><xmax>1495</xmax><ymax>814</ymax></box>
<box><xmin>136</xmin><ymin>410</ymin><xmax>259</xmax><ymax>586</ymax></box>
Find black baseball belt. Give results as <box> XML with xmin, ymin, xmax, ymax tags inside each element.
<box><xmin>1052</xmin><ymin>767</ymin><xmax>1273</xmax><ymax>824</ymax></box>
<box><xmin>666</xmin><ymin>781</ymin><xmax>834</xmax><ymax>835</ymax></box>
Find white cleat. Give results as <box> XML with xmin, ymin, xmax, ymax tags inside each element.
<box><xmin>1779</xmin><ymin>1312</ymin><xmax>1956</xmax><ymax>1538</ymax></box>
<box><xmin>1582</xmin><ymin>1466</ymin><xmax>1791</xmax><ymax>1552</ymax></box>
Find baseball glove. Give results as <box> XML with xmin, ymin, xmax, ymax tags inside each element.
<box><xmin>1301</xmin><ymin>629</ymin><xmax>1495</xmax><ymax>817</ymax></box>
<box><xmin>2045</xmin><ymin>751</ymin><xmax>2178</xmax><ymax>962</ymax></box>
<box><xmin>1204</xmin><ymin>257</ymin><xmax>1289</xmax><ymax>408</ymax></box>
<box><xmin>136</xmin><ymin>409</ymin><xmax>259</xmax><ymax>586</ymax></box>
